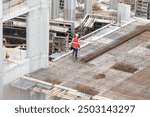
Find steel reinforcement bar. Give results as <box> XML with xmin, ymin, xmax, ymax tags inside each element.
<box><xmin>80</xmin><ymin>24</ymin><xmax>150</xmax><ymax>62</ymax></box>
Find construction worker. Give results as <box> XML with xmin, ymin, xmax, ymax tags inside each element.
<box><xmin>5</xmin><ymin>50</ymin><xmax>10</xmax><ymax>62</ymax></box>
<box><xmin>71</xmin><ymin>34</ymin><xmax>80</xmax><ymax>58</ymax></box>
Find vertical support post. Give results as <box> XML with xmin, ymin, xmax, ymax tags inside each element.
<box><xmin>0</xmin><ymin>0</ymin><xmax>3</xmax><ymax>99</ymax></box>
<box><xmin>64</xmin><ymin>0</ymin><xmax>76</xmax><ymax>21</ymax></box>
<box><xmin>49</xmin><ymin>0</ymin><xmax>52</xmax><ymax>19</ymax></box>
<box><xmin>84</xmin><ymin>0</ymin><xmax>92</xmax><ymax>15</ymax></box>
<box><xmin>51</xmin><ymin>0</ymin><xmax>60</xmax><ymax>19</ymax></box>
<box><xmin>109</xmin><ymin>0</ymin><xmax>120</xmax><ymax>10</ymax></box>
<box><xmin>27</xmin><ymin>0</ymin><xmax>49</xmax><ymax>70</ymax></box>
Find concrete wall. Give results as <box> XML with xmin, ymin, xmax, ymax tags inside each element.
<box><xmin>64</xmin><ymin>0</ymin><xmax>76</xmax><ymax>21</ymax></box>
<box><xmin>51</xmin><ymin>0</ymin><xmax>60</xmax><ymax>19</ymax></box>
<box><xmin>3</xmin><ymin>84</ymin><xmax>31</xmax><ymax>100</ymax></box>
<box><xmin>118</xmin><ymin>3</ymin><xmax>131</xmax><ymax>21</ymax></box>
<box><xmin>27</xmin><ymin>0</ymin><xmax>49</xmax><ymax>69</ymax></box>
<box><xmin>0</xmin><ymin>0</ymin><xmax>3</xmax><ymax>99</ymax></box>
<box><xmin>2</xmin><ymin>57</ymin><xmax>41</xmax><ymax>86</ymax></box>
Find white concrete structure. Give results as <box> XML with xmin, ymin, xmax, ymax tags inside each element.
<box><xmin>110</xmin><ymin>0</ymin><xmax>120</xmax><ymax>10</ymax></box>
<box><xmin>51</xmin><ymin>0</ymin><xmax>60</xmax><ymax>19</ymax></box>
<box><xmin>3</xmin><ymin>0</ymin><xmax>29</xmax><ymax>22</ymax></box>
<box><xmin>64</xmin><ymin>0</ymin><xmax>76</xmax><ymax>21</ymax></box>
<box><xmin>0</xmin><ymin>0</ymin><xmax>50</xmax><ymax>99</ymax></box>
<box><xmin>84</xmin><ymin>0</ymin><xmax>92</xmax><ymax>15</ymax></box>
<box><xmin>27</xmin><ymin>0</ymin><xmax>49</xmax><ymax>70</ymax></box>
<box><xmin>0</xmin><ymin>0</ymin><xmax>3</xmax><ymax>99</ymax></box>
<box><xmin>118</xmin><ymin>3</ymin><xmax>131</xmax><ymax>21</ymax></box>
<box><xmin>49</xmin><ymin>0</ymin><xmax>52</xmax><ymax>19</ymax></box>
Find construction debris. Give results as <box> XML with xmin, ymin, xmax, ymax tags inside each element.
<box><xmin>93</xmin><ymin>73</ymin><xmax>106</xmax><ymax>80</ymax></box>
<box><xmin>75</xmin><ymin>85</ymin><xmax>99</xmax><ymax>96</ymax></box>
<box><xmin>92</xmin><ymin>3</ymin><xmax>100</xmax><ymax>11</ymax></box>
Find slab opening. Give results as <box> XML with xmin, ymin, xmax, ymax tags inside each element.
<box><xmin>112</xmin><ymin>62</ymin><xmax>138</xmax><ymax>73</ymax></box>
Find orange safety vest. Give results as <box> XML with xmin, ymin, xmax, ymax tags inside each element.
<box><xmin>72</xmin><ymin>37</ymin><xmax>80</xmax><ymax>48</ymax></box>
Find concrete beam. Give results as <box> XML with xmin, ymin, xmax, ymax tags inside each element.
<box><xmin>110</xmin><ymin>0</ymin><xmax>120</xmax><ymax>10</ymax></box>
<box><xmin>2</xmin><ymin>0</ymin><xmax>29</xmax><ymax>22</ymax></box>
<box><xmin>84</xmin><ymin>0</ymin><xmax>92</xmax><ymax>15</ymax></box>
<box><xmin>27</xmin><ymin>0</ymin><xmax>49</xmax><ymax>70</ymax></box>
<box><xmin>0</xmin><ymin>0</ymin><xmax>3</xmax><ymax>99</ymax></box>
<box><xmin>64</xmin><ymin>0</ymin><xmax>76</xmax><ymax>21</ymax></box>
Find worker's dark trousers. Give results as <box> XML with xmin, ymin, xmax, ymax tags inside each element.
<box><xmin>72</xmin><ymin>48</ymin><xmax>78</xmax><ymax>57</ymax></box>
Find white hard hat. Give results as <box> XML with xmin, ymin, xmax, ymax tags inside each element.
<box><xmin>75</xmin><ymin>34</ymin><xmax>79</xmax><ymax>37</ymax></box>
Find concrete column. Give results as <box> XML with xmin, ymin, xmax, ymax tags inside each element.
<box><xmin>0</xmin><ymin>0</ymin><xmax>3</xmax><ymax>99</ymax></box>
<box><xmin>27</xmin><ymin>0</ymin><xmax>49</xmax><ymax>70</ymax></box>
<box><xmin>51</xmin><ymin>0</ymin><xmax>60</xmax><ymax>19</ymax></box>
<box><xmin>110</xmin><ymin>0</ymin><xmax>120</xmax><ymax>10</ymax></box>
<box><xmin>64</xmin><ymin>0</ymin><xmax>76</xmax><ymax>21</ymax></box>
<box><xmin>84</xmin><ymin>0</ymin><xmax>92</xmax><ymax>15</ymax></box>
<box><xmin>118</xmin><ymin>3</ymin><xmax>131</xmax><ymax>21</ymax></box>
<box><xmin>49</xmin><ymin>0</ymin><xmax>52</xmax><ymax>19</ymax></box>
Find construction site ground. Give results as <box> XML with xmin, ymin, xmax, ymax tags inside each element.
<box><xmin>29</xmin><ymin>19</ymin><xmax>150</xmax><ymax>100</ymax></box>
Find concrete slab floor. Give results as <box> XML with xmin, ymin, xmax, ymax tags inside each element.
<box><xmin>28</xmin><ymin>20</ymin><xmax>150</xmax><ymax>99</ymax></box>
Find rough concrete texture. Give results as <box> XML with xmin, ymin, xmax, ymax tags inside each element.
<box><xmin>29</xmin><ymin>20</ymin><xmax>150</xmax><ymax>100</ymax></box>
<box><xmin>101</xmin><ymin>66</ymin><xmax>150</xmax><ymax>99</ymax></box>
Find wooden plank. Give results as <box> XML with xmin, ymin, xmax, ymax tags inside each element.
<box><xmin>54</xmin><ymin>84</ymin><xmax>77</xmax><ymax>92</ymax></box>
<box><xmin>23</xmin><ymin>76</ymin><xmax>53</xmax><ymax>87</ymax></box>
<box><xmin>93</xmin><ymin>95</ymin><xmax>112</xmax><ymax>100</ymax></box>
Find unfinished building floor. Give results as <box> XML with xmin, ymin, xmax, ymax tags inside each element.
<box><xmin>26</xmin><ymin>20</ymin><xmax>150</xmax><ymax>100</ymax></box>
